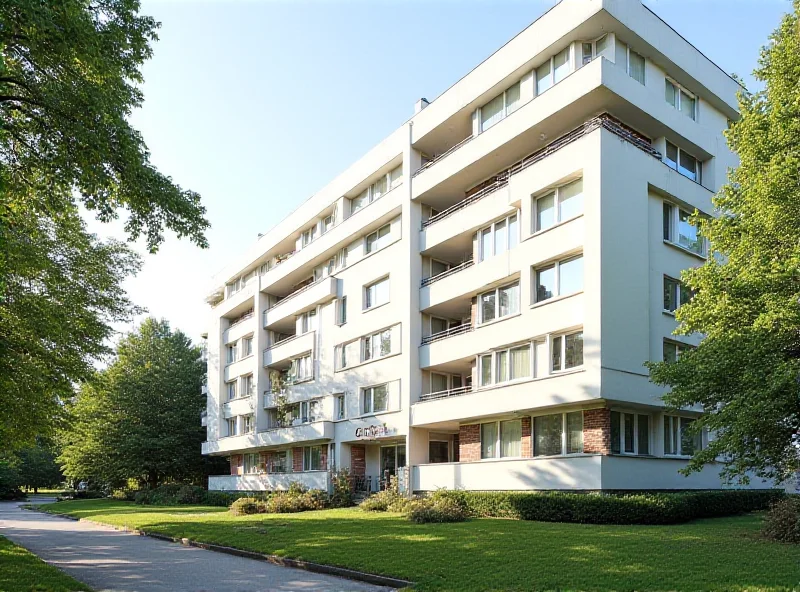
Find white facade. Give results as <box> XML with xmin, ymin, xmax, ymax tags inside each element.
<box><xmin>203</xmin><ymin>0</ymin><xmax>773</xmax><ymax>493</ymax></box>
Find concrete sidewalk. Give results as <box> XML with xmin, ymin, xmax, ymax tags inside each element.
<box><xmin>0</xmin><ymin>500</ymin><xmax>391</xmax><ymax>592</ymax></box>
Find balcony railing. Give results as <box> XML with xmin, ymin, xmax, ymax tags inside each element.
<box><xmin>421</xmin><ymin>323</ymin><xmax>473</xmax><ymax>345</ymax></box>
<box><xmin>421</xmin><ymin>177</ymin><xmax>509</xmax><ymax>229</ymax></box>
<box><xmin>420</xmin><ymin>259</ymin><xmax>474</xmax><ymax>287</ymax></box>
<box><xmin>419</xmin><ymin>386</ymin><xmax>472</xmax><ymax>402</ymax></box>
<box><xmin>228</xmin><ymin>308</ymin><xmax>254</xmax><ymax>329</ymax></box>
<box><xmin>413</xmin><ymin>135</ymin><xmax>473</xmax><ymax>178</ymax></box>
<box><xmin>263</xmin><ymin>414</ymin><xmax>331</xmax><ymax>430</ymax></box>
<box><xmin>267</xmin><ymin>334</ymin><xmax>299</xmax><ymax>349</ymax></box>
<box><xmin>267</xmin><ymin>279</ymin><xmax>320</xmax><ymax>310</ymax></box>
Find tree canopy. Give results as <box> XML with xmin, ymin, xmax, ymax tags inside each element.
<box><xmin>60</xmin><ymin>318</ymin><xmax>224</xmax><ymax>488</ymax></box>
<box><xmin>0</xmin><ymin>0</ymin><xmax>209</xmax><ymax>449</ymax></box>
<box><xmin>648</xmin><ymin>2</ymin><xmax>800</xmax><ymax>484</ymax></box>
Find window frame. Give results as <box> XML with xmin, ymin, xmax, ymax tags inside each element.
<box><xmin>227</xmin><ymin>417</ymin><xmax>238</xmax><ymax>437</ymax></box>
<box><xmin>364</xmin><ymin>276</ymin><xmax>390</xmax><ymax>310</ymax></box>
<box><xmin>365</xmin><ymin>223</ymin><xmax>391</xmax><ymax>254</ymax></box>
<box><xmin>241</xmin><ymin>374</ymin><xmax>254</xmax><ymax>398</ymax></box>
<box><xmin>533</xmin><ymin>178</ymin><xmax>584</xmax><ymax>233</ymax></box>
<box><xmin>663</xmin><ymin>415</ymin><xmax>703</xmax><ymax>457</ymax></box>
<box><xmin>480</xmin><ymin>81</ymin><xmax>523</xmax><ymax>132</ymax></box>
<box><xmin>663</xmin><ymin>275</ymin><xmax>693</xmax><ymax>314</ymax></box>
<box><xmin>610</xmin><ymin>410</ymin><xmax>651</xmax><ymax>455</ymax></box>
<box><xmin>664</xmin><ymin>141</ymin><xmax>702</xmax><ymax>184</ymax></box>
<box><xmin>242</xmin><ymin>414</ymin><xmax>255</xmax><ymax>435</ymax></box>
<box><xmin>665</xmin><ymin>78</ymin><xmax>697</xmax><ymax>121</ymax></box>
<box><xmin>479</xmin><ymin>418</ymin><xmax>523</xmax><ymax>460</ymax></box>
<box><xmin>303</xmin><ymin>445</ymin><xmax>325</xmax><ymax>471</ymax></box>
<box><xmin>477</xmin><ymin>281</ymin><xmax>520</xmax><ymax>325</ymax></box>
<box><xmin>335</xmin><ymin>394</ymin><xmax>346</xmax><ymax>421</ymax></box>
<box><xmin>362</xmin><ymin>328</ymin><xmax>392</xmax><ymax>362</ymax></box>
<box><xmin>362</xmin><ymin>383</ymin><xmax>389</xmax><ymax>415</ymax></box>
<box><xmin>626</xmin><ymin>46</ymin><xmax>646</xmax><ymax>85</ymax></box>
<box><xmin>534</xmin><ymin>254</ymin><xmax>584</xmax><ymax>304</ymax></box>
<box><xmin>478</xmin><ymin>213</ymin><xmax>519</xmax><ymax>262</ymax></box>
<box><xmin>225</xmin><ymin>342</ymin><xmax>238</xmax><ymax>365</ymax></box>
<box><xmin>581</xmin><ymin>33</ymin><xmax>613</xmax><ymax>66</ymax></box>
<box><xmin>536</xmin><ymin>45</ymin><xmax>572</xmax><ymax>96</ymax></box>
<box><xmin>300</xmin><ymin>308</ymin><xmax>317</xmax><ymax>334</ymax></box>
<box><xmin>226</xmin><ymin>380</ymin><xmax>237</xmax><ymax>401</ymax></box>
<box><xmin>242</xmin><ymin>336</ymin><xmax>253</xmax><ymax>357</ymax></box>
<box><xmin>336</xmin><ymin>297</ymin><xmax>347</xmax><ymax>325</ymax></box>
<box><xmin>551</xmin><ymin>330</ymin><xmax>584</xmax><ymax>373</ymax></box>
<box><xmin>663</xmin><ymin>339</ymin><xmax>691</xmax><ymax>363</ymax></box>
<box><xmin>243</xmin><ymin>452</ymin><xmax>260</xmax><ymax>474</ymax></box>
<box><xmin>532</xmin><ymin>411</ymin><xmax>584</xmax><ymax>457</ymax></box>
<box><xmin>662</xmin><ymin>201</ymin><xmax>707</xmax><ymax>257</ymax></box>
<box><xmin>289</xmin><ymin>354</ymin><xmax>313</xmax><ymax>384</ymax></box>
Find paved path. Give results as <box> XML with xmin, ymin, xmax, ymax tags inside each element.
<box><xmin>0</xmin><ymin>500</ymin><xmax>390</xmax><ymax>592</ymax></box>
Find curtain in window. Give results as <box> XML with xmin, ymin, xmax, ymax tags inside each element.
<box><xmin>508</xmin><ymin>215</ymin><xmax>519</xmax><ymax>248</ymax></box>
<box><xmin>536</xmin><ymin>60</ymin><xmax>552</xmax><ymax>94</ymax></box>
<box><xmin>629</xmin><ymin>51</ymin><xmax>645</xmax><ymax>84</ymax></box>
<box><xmin>558</xmin><ymin>179</ymin><xmax>584</xmax><ymax>221</ymax></box>
<box><xmin>480</xmin><ymin>228</ymin><xmax>492</xmax><ymax>261</ymax></box>
<box><xmin>510</xmin><ymin>346</ymin><xmax>530</xmax><ymax>379</ymax></box>
<box><xmin>494</xmin><ymin>219</ymin><xmax>507</xmax><ymax>255</ymax></box>
<box><xmin>496</xmin><ymin>350</ymin><xmax>508</xmax><ymax>383</ymax></box>
<box><xmin>480</xmin><ymin>355</ymin><xmax>492</xmax><ymax>386</ymax></box>
<box><xmin>566</xmin><ymin>411</ymin><xmax>583</xmax><ymax>453</ymax></box>
<box><xmin>389</xmin><ymin>166</ymin><xmax>402</xmax><ymax>188</ymax></box>
<box><xmin>505</xmin><ymin>82</ymin><xmax>521</xmax><ymax>115</ymax></box>
<box><xmin>480</xmin><ymin>93</ymin><xmax>505</xmax><ymax>131</ymax></box>
<box><xmin>500</xmin><ymin>420</ymin><xmax>522</xmax><ymax>457</ymax></box>
<box><xmin>481</xmin><ymin>422</ymin><xmax>497</xmax><ymax>459</ymax></box>
<box><xmin>553</xmin><ymin>47</ymin><xmax>571</xmax><ymax>84</ymax></box>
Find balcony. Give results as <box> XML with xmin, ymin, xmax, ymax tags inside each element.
<box><xmin>263</xmin><ymin>277</ymin><xmax>337</xmax><ymax>329</ymax></box>
<box><xmin>215</xmin><ymin>277</ymin><xmax>258</xmax><ymax>318</ymax></box>
<box><xmin>257</xmin><ymin>420</ymin><xmax>335</xmax><ymax>447</ymax></box>
<box><xmin>223</xmin><ymin>392</ymin><xmax>256</xmax><ymax>418</ymax></box>
<box><xmin>419</xmin><ymin>385</ymin><xmax>472</xmax><ymax>402</ymax></box>
<box><xmin>421</xmin><ymin>255</ymin><xmax>517</xmax><ymax>313</ymax></box>
<box><xmin>208</xmin><ymin>472</ymin><xmax>330</xmax><ymax>492</ymax></box>
<box><xmin>421</xmin><ymin>323</ymin><xmax>473</xmax><ymax>346</ymax></box>
<box><xmin>263</xmin><ymin>331</ymin><xmax>315</xmax><ymax>367</ymax></box>
<box><xmin>420</xmin><ymin>260</ymin><xmax>473</xmax><ymax>288</ymax></box>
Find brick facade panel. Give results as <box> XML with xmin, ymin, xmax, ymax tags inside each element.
<box><xmin>351</xmin><ymin>445</ymin><xmax>366</xmax><ymax>476</ymax></box>
<box><xmin>459</xmin><ymin>423</ymin><xmax>481</xmax><ymax>462</ymax></box>
<box><xmin>583</xmin><ymin>408</ymin><xmax>611</xmax><ymax>454</ymax></box>
<box><xmin>292</xmin><ymin>447</ymin><xmax>303</xmax><ymax>472</ymax></box>
<box><xmin>521</xmin><ymin>416</ymin><xmax>532</xmax><ymax>458</ymax></box>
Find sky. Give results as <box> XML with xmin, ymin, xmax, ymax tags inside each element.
<box><xmin>85</xmin><ymin>0</ymin><xmax>793</xmax><ymax>346</ymax></box>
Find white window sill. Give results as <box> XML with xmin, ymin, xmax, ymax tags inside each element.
<box><xmin>476</xmin><ymin>311</ymin><xmax>520</xmax><ymax>329</ymax></box>
<box><xmin>473</xmin><ymin>368</ymin><xmax>586</xmax><ymax>394</ymax></box>
<box><xmin>530</xmin><ymin>213</ymin><xmax>584</xmax><ymax>240</ymax></box>
<box><xmin>530</xmin><ymin>290</ymin><xmax>583</xmax><ymax>309</ymax></box>
<box><xmin>551</xmin><ymin>365</ymin><xmax>585</xmax><ymax>376</ymax></box>
<box><xmin>334</xmin><ymin>350</ymin><xmax>400</xmax><ymax>374</ymax></box>
<box><xmin>663</xmin><ymin>239</ymin><xmax>707</xmax><ymax>260</ymax></box>
<box><xmin>357</xmin><ymin>409</ymin><xmax>396</xmax><ymax>420</ymax></box>
<box><xmin>662</xmin><ymin>310</ymin><xmax>677</xmax><ymax>317</ymax></box>
<box><xmin>362</xmin><ymin>301</ymin><xmax>390</xmax><ymax>314</ymax></box>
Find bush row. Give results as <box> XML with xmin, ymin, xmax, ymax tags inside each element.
<box><xmin>432</xmin><ymin>489</ymin><xmax>784</xmax><ymax>525</ymax></box>
<box><xmin>229</xmin><ymin>483</ymin><xmax>329</xmax><ymax>515</ymax></box>
<box><xmin>130</xmin><ymin>484</ymin><xmax>266</xmax><ymax>507</ymax></box>
<box><xmin>359</xmin><ymin>479</ymin><xmax>468</xmax><ymax>523</ymax></box>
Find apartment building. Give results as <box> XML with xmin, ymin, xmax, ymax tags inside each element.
<box><xmin>202</xmin><ymin>0</ymin><xmax>773</xmax><ymax>493</ymax></box>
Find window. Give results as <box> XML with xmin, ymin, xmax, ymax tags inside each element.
<box><xmin>665</xmin><ymin>79</ymin><xmax>696</xmax><ymax>120</ymax></box>
<box><xmin>665</xmin><ymin>141</ymin><xmax>701</xmax><ymax>183</ymax></box>
<box><xmin>365</xmin><ymin>224</ymin><xmax>391</xmax><ymax>254</ymax></box>
<box><xmin>362</xmin><ymin>329</ymin><xmax>392</xmax><ymax>362</ymax></box>
<box><xmin>303</xmin><ymin>445</ymin><xmax>324</xmax><ymax>471</ymax></box>
<box><xmin>389</xmin><ymin>165</ymin><xmax>403</xmax><ymax>189</ymax></box>
<box><xmin>536</xmin><ymin>47</ymin><xmax>571</xmax><ymax>95</ymax></box>
<box><xmin>627</xmin><ymin>48</ymin><xmax>645</xmax><ymax>84</ymax></box>
<box><xmin>478</xmin><ymin>282</ymin><xmax>519</xmax><ymax>324</ymax></box>
<box><xmin>321</xmin><ymin>213</ymin><xmax>334</xmax><ymax>234</ymax></box>
<box><xmin>552</xmin><ymin>331</ymin><xmax>584</xmax><ymax>372</ymax></box>
<box><xmin>362</xmin><ymin>384</ymin><xmax>388</xmax><ymax>414</ymax></box>
<box><xmin>243</xmin><ymin>453</ymin><xmax>259</xmax><ymax>474</ymax></box>
<box><xmin>241</xmin><ymin>374</ymin><xmax>254</xmax><ymax>397</ymax></box>
<box><xmin>226</xmin><ymin>381</ymin><xmax>237</xmax><ymax>400</ymax></box>
<box><xmin>534</xmin><ymin>411</ymin><xmax>583</xmax><ymax>456</ymax></box>
<box><xmin>242</xmin><ymin>414</ymin><xmax>254</xmax><ymax>435</ymax></box>
<box><xmin>663</xmin><ymin>202</ymin><xmax>706</xmax><ymax>255</ymax></box>
<box><xmin>293</xmin><ymin>399</ymin><xmax>320</xmax><ymax>423</ymax></box>
<box><xmin>430</xmin><ymin>259</ymin><xmax>450</xmax><ymax>277</ymax></box>
<box><xmin>663</xmin><ymin>276</ymin><xmax>694</xmax><ymax>313</ymax></box>
<box><xmin>663</xmin><ymin>340</ymin><xmax>691</xmax><ymax>363</ymax></box>
<box><xmin>226</xmin><ymin>343</ymin><xmax>238</xmax><ymax>364</ymax></box>
<box><xmin>336</xmin><ymin>297</ymin><xmax>347</xmax><ymax>325</ymax></box>
<box><xmin>301</xmin><ymin>224</ymin><xmax>317</xmax><ymax>248</ymax></box>
<box><xmin>582</xmin><ymin>34</ymin><xmax>614</xmax><ymax>66</ymax></box>
<box><xmin>479</xmin><ymin>343</ymin><xmax>532</xmax><ymax>387</ymax></box>
<box><xmin>335</xmin><ymin>394</ymin><xmax>346</xmax><ymax>420</ymax></box>
<box><xmin>350</xmin><ymin>168</ymin><xmax>400</xmax><ymax>214</ymax></box>
<box><xmin>351</xmin><ymin>189</ymin><xmax>369</xmax><ymax>214</ymax></box>
<box><xmin>480</xmin><ymin>81</ymin><xmax>522</xmax><ymax>132</ymax></box>
<box><xmin>611</xmin><ymin>411</ymin><xmax>650</xmax><ymax>455</ymax></box>
<box><xmin>268</xmin><ymin>451</ymin><xmax>288</xmax><ymax>473</ymax></box>
<box><xmin>242</xmin><ymin>337</ymin><xmax>253</xmax><ymax>357</ymax></box>
<box><xmin>479</xmin><ymin>354</ymin><xmax>492</xmax><ymax>387</ymax></box>
<box><xmin>431</xmin><ymin>373</ymin><xmax>449</xmax><ymax>393</ymax></box>
<box><xmin>664</xmin><ymin>416</ymin><xmax>702</xmax><ymax>456</ymax></box>
<box><xmin>227</xmin><ymin>417</ymin><xmax>238</xmax><ymax>437</ymax></box>
<box><xmin>429</xmin><ymin>441</ymin><xmax>449</xmax><ymax>463</ymax></box>
<box><xmin>364</xmin><ymin>276</ymin><xmax>390</xmax><ymax>309</ymax></box>
<box><xmin>535</xmin><ymin>255</ymin><xmax>584</xmax><ymax>303</ymax></box>
<box><xmin>478</xmin><ymin>213</ymin><xmax>518</xmax><ymax>262</ymax></box>
<box><xmin>300</xmin><ymin>309</ymin><xmax>317</xmax><ymax>333</ymax></box>
<box><xmin>289</xmin><ymin>354</ymin><xmax>312</xmax><ymax>383</ymax></box>
<box><xmin>534</xmin><ymin>179</ymin><xmax>583</xmax><ymax>232</ymax></box>
<box><xmin>226</xmin><ymin>277</ymin><xmax>241</xmax><ymax>298</ymax></box>
<box><xmin>336</xmin><ymin>344</ymin><xmax>347</xmax><ymax>370</ymax></box>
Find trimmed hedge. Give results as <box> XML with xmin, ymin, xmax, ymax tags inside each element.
<box><xmin>133</xmin><ymin>485</ymin><xmax>268</xmax><ymax>507</ymax></box>
<box><xmin>433</xmin><ymin>489</ymin><xmax>784</xmax><ymax>525</ymax></box>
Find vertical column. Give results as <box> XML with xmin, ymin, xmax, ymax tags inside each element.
<box><xmin>254</xmin><ymin>289</ymin><xmax>270</xmax><ymax>431</ymax></box>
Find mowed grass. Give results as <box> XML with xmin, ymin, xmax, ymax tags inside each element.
<box><xmin>0</xmin><ymin>535</ymin><xmax>92</xmax><ymax>592</ymax></box>
<box><xmin>40</xmin><ymin>499</ymin><xmax>800</xmax><ymax>592</ymax></box>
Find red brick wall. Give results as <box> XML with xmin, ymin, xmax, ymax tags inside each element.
<box><xmin>351</xmin><ymin>445</ymin><xmax>366</xmax><ymax>476</ymax></box>
<box><xmin>584</xmin><ymin>408</ymin><xmax>611</xmax><ymax>454</ymax></box>
<box><xmin>459</xmin><ymin>424</ymin><xmax>481</xmax><ymax>462</ymax></box>
<box><xmin>292</xmin><ymin>448</ymin><xmax>303</xmax><ymax>472</ymax></box>
<box><xmin>319</xmin><ymin>446</ymin><xmax>328</xmax><ymax>470</ymax></box>
<box><xmin>521</xmin><ymin>416</ymin><xmax>532</xmax><ymax>458</ymax></box>
<box><xmin>229</xmin><ymin>455</ymin><xmax>242</xmax><ymax>476</ymax></box>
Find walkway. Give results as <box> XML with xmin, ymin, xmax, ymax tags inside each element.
<box><xmin>0</xmin><ymin>500</ymin><xmax>389</xmax><ymax>592</ymax></box>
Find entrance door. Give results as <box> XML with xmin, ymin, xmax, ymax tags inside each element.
<box><xmin>379</xmin><ymin>444</ymin><xmax>406</xmax><ymax>489</ymax></box>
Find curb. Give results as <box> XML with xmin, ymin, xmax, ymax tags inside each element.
<box><xmin>23</xmin><ymin>506</ymin><xmax>413</xmax><ymax>590</ymax></box>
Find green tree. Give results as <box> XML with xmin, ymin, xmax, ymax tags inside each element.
<box><xmin>17</xmin><ymin>441</ymin><xmax>62</xmax><ymax>493</ymax></box>
<box><xmin>0</xmin><ymin>0</ymin><xmax>209</xmax><ymax>448</ymax></box>
<box><xmin>61</xmin><ymin>318</ymin><xmax>224</xmax><ymax>488</ymax></box>
<box><xmin>648</xmin><ymin>3</ymin><xmax>800</xmax><ymax>485</ymax></box>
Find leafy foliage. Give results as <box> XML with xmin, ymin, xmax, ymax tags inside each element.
<box><xmin>16</xmin><ymin>441</ymin><xmax>62</xmax><ymax>492</ymax></box>
<box><xmin>59</xmin><ymin>318</ymin><xmax>226</xmax><ymax>488</ymax></box>
<box><xmin>407</xmin><ymin>496</ymin><xmax>468</xmax><ymax>524</ymax></box>
<box><xmin>762</xmin><ymin>497</ymin><xmax>800</xmax><ymax>543</ymax></box>
<box><xmin>359</xmin><ymin>476</ymin><xmax>406</xmax><ymax>512</ymax></box>
<box><xmin>647</xmin><ymin>2</ymin><xmax>800</xmax><ymax>484</ymax></box>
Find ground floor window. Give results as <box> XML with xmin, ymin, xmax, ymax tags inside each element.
<box><xmin>303</xmin><ymin>445</ymin><xmax>325</xmax><ymax>471</ymax></box>
<box><xmin>380</xmin><ymin>443</ymin><xmax>406</xmax><ymax>476</ymax></box>
<box><xmin>664</xmin><ymin>415</ymin><xmax>702</xmax><ymax>456</ymax></box>
<box><xmin>243</xmin><ymin>453</ymin><xmax>260</xmax><ymax>474</ymax></box>
<box><xmin>480</xmin><ymin>419</ymin><xmax>522</xmax><ymax>459</ymax></box>
<box><xmin>533</xmin><ymin>411</ymin><xmax>583</xmax><ymax>456</ymax></box>
<box><xmin>429</xmin><ymin>440</ymin><xmax>449</xmax><ymax>463</ymax></box>
<box><xmin>268</xmin><ymin>451</ymin><xmax>288</xmax><ymax>473</ymax></box>
<box><xmin>611</xmin><ymin>411</ymin><xmax>650</xmax><ymax>455</ymax></box>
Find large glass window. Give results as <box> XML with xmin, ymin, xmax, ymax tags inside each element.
<box><xmin>501</xmin><ymin>420</ymin><xmax>522</xmax><ymax>458</ymax></box>
<box><xmin>534</xmin><ymin>412</ymin><xmax>583</xmax><ymax>456</ymax></box>
<box><xmin>611</xmin><ymin>411</ymin><xmax>650</xmax><ymax>455</ymax></box>
<box><xmin>535</xmin><ymin>255</ymin><xmax>584</xmax><ymax>303</ymax></box>
<box><xmin>366</xmin><ymin>224</ymin><xmax>391</xmax><ymax>254</ymax></box>
<box><xmin>537</xmin><ymin>46</ymin><xmax>571</xmax><ymax>94</ymax></box>
<box><xmin>535</xmin><ymin>179</ymin><xmax>583</xmax><ymax>232</ymax></box>
<box><xmin>478</xmin><ymin>343</ymin><xmax>532</xmax><ymax>387</ymax></box>
<box><xmin>665</xmin><ymin>141</ymin><xmax>701</xmax><ymax>183</ymax></box>
<box><xmin>664</xmin><ymin>415</ymin><xmax>702</xmax><ymax>456</ymax></box>
<box><xmin>429</xmin><ymin>441</ymin><xmax>449</xmax><ymax>464</ymax></box>
<box><xmin>552</xmin><ymin>331</ymin><xmax>584</xmax><ymax>372</ymax></box>
<box><xmin>362</xmin><ymin>384</ymin><xmax>388</xmax><ymax>414</ymax></box>
<box><xmin>663</xmin><ymin>201</ymin><xmax>706</xmax><ymax>256</ymax></box>
<box><xmin>365</xmin><ymin>277</ymin><xmax>390</xmax><ymax>309</ymax></box>
<box><xmin>479</xmin><ymin>214</ymin><xmax>519</xmax><ymax>261</ymax></box>
<box><xmin>480</xmin><ymin>82</ymin><xmax>522</xmax><ymax>133</ymax></box>
<box><xmin>665</xmin><ymin>79</ymin><xmax>696</xmax><ymax>120</ymax></box>
<box><xmin>628</xmin><ymin>49</ymin><xmax>645</xmax><ymax>84</ymax></box>
<box><xmin>478</xmin><ymin>282</ymin><xmax>519</xmax><ymax>324</ymax></box>
<box><xmin>480</xmin><ymin>422</ymin><xmax>497</xmax><ymax>459</ymax></box>
<box><xmin>243</xmin><ymin>453</ymin><xmax>260</xmax><ymax>474</ymax></box>
<box><xmin>303</xmin><ymin>445</ymin><xmax>324</xmax><ymax>471</ymax></box>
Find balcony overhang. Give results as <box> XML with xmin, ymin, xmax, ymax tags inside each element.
<box><xmin>263</xmin><ymin>277</ymin><xmax>338</xmax><ymax>330</ymax></box>
<box><xmin>263</xmin><ymin>331</ymin><xmax>315</xmax><ymax>368</ymax></box>
<box><xmin>202</xmin><ymin>421</ymin><xmax>334</xmax><ymax>455</ymax></box>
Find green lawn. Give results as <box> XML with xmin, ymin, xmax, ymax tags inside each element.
<box><xmin>39</xmin><ymin>500</ymin><xmax>800</xmax><ymax>592</ymax></box>
<box><xmin>0</xmin><ymin>535</ymin><xmax>92</xmax><ymax>592</ymax></box>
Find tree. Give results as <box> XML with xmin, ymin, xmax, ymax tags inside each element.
<box><xmin>60</xmin><ymin>318</ymin><xmax>225</xmax><ymax>488</ymax></box>
<box><xmin>648</xmin><ymin>3</ymin><xmax>800</xmax><ymax>485</ymax></box>
<box><xmin>17</xmin><ymin>441</ymin><xmax>62</xmax><ymax>493</ymax></box>
<box><xmin>0</xmin><ymin>1</ymin><xmax>209</xmax><ymax>448</ymax></box>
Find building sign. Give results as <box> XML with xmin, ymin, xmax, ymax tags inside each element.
<box><xmin>355</xmin><ymin>424</ymin><xmax>395</xmax><ymax>439</ymax></box>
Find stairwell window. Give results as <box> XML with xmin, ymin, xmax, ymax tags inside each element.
<box><xmin>478</xmin><ymin>282</ymin><xmax>519</xmax><ymax>324</ymax></box>
<box><xmin>534</xmin><ymin>255</ymin><xmax>584</xmax><ymax>303</ymax></box>
<box><xmin>365</xmin><ymin>224</ymin><xmax>391</xmax><ymax>254</ymax></box>
<box><xmin>478</xmin><ymin>214</ymin><xmax>518</xmax><ymax>262</ymax></box>
<box><xmin>611</xmin><ymin>411</ymin><xmax>650</xmax><ymax>455</ymax></box>
<box><xmin>665</xmin><ymin>141</ymin><xmax>701</xmax><ymax>184</ymax></box>
<box><xmin>362</xmin><ymin>384</ymin><xmax>388</xmax><ymax>414</ymax></box>
<box><xmin>664</xmin><ymin>415</ymin><xmax>702</xmax><ymax>456</ymax></box>
<box><xmin>665</xmin><ymin>79</ymin><xmax>696</xmax><ymax>120</ymax></box>
<box><xmin>552</xmin><ymin>331</ymin><xmax>583</xmax><ymax>372</ymax></box>
<box><xmin>480</xmin><ymin>81</ymin><xmax>522</xmax><ymax>132</ymax></box>
<box><xmin>364</xmin><ymin>276</ymin><xmax>390</xmax><ymax>310</ymax></box>
<box><xmin>534</xmin><ymin>178</ymin><xmax>583</xmax><ymax>232</ymax></box>
<box><xmin>663</xmin><ymin>201</ymin><xmax>706</xmax><ymax>256</ymax></box>
<box><xmin>663</xmin><ymin>276</ymin><xmax>694</xmax><ymax>313</ymax></box>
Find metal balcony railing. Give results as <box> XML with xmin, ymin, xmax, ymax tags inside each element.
<box><xmin>420</xmin><ymin>259</ymin><xmax>474</xmax><ymax>287</ymax></box>
<box><xmin>421</xmin><ymin>178</ymin><xmax>509</xmax><ymax>229</ymax></box>
<box><xmin>421</xmin><ymin>323</ymin><xmax>473</xmax><ymax>345</ymax></box>
<box><xmin>419</xmin><ymin>386</ymin><xmax>472</xmax><ymax>402</ymax></box>
<box><xmin>413</xmin><ymin>135</ymin><xmax>473</xmax><ymax>178</ymax></box>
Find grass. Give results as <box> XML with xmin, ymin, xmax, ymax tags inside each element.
<box><xmin>39</xmin><ymin>499</ymin><xmax>800</xmax><ymax>592</ymax></box>
<box><xmin>0</xmin><ymin>535</ymin><xmax>92</xmax><ymax>592</ymax></box>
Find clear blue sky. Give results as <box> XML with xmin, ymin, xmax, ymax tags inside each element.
<box><xmin>87</xmin><ymin>0</ymin><xmax>791</xmax><ymax>344</ymax></box>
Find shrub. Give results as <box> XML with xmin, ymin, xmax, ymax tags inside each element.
<box><xmin>230</xmin><ymin>497</ymin><xmax>267</xmax><ymax>516</ymax></box>
<box><xmin>72</xmin><ymin>490</ymin><xmax>106</xmax><ymax>500</ymax></box>
<box><xmin>175</xmin><ymin>485</ymin><xmax>204</xmax><ymax>505</ymax></box>
<box><xmin>360</xmin><ymin>476</ymin><xmax>405</xmax><ymax>512</ymax></box>
<box><xmin>430</xmin><ymin>489</ymin><xmax>783</xmax><ymax>525</ymax></box>
<box><xmin>204</xmin><ymin>491</ymin><xmax>250</xmax><ymax>507</ymax></box>
<box><xmin>265</xmin><ymin>486</ymin><xmax>328</xmax><ymax>514</ymax></box>
<box><xmin>110</xmin><ymin>489</ymin><xmax>137</xmax><ymax>501</ymax></box>
<box><xmin>408</xmin><ymin>497</ymin><xmax>468</xmax><ymax>524</ymax></box>
<box><xmin>762</xmin><ymin>498</ymin><xmax>800</xmax><ymax>543</ymax></box>
<box><xmin>329</xmin><ymin>469</ymin><xmax>354</xmax><ymax>508</ymax></box>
